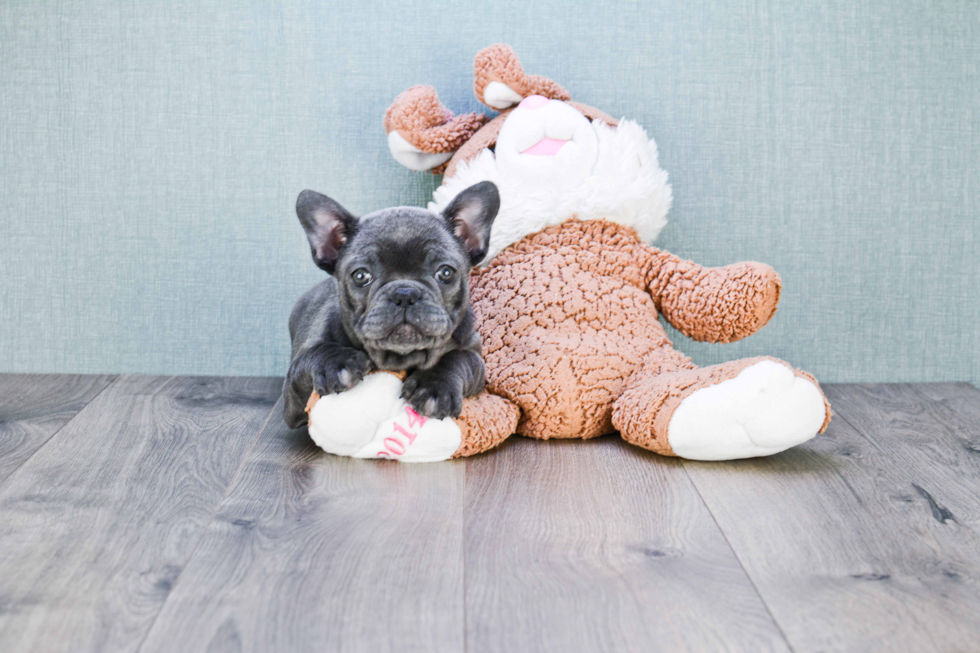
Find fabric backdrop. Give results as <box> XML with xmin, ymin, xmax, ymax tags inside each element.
<box><xmin>1</xmin><ymin>0</ymin><xmax>977</xmax><ymax>383</ymax></box>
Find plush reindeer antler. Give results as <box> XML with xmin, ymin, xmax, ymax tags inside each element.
<box><xmin>474</xmin><ymin>44</ymin><xmax>571</xmax><ymax>110</ymax></box>
<box><xmin>384</xmin><ymin>85</ymin><xmax>489</xmax><ymax>173</ymax></box>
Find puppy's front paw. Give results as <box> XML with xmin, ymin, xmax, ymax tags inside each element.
<box><xmin>313</xmin><ymin>348</ymin><xmax>373</xmax><ymax>395</ymax></box>
<box><xmin>401</xmin><ymin>371</ymin><xmax>463</xmax><ymax>419</ymax></box>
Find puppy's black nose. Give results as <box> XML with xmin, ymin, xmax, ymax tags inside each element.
<box><xmin>390</xmin><ymin>285</ymin><xmax>422</xmax><ymax>307</ymax></box>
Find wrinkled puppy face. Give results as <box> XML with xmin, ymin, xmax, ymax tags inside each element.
<box><xmin>337</xmin><ymin>208</ymin><xmax>468</xmax><ymax>355</ymax></box>
<box><xmin>296</xmin><ymin>181</ymin><xmax>499</xmax><ymax>368</ymax></box>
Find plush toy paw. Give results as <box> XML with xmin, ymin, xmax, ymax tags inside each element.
<box><xmin>667</xmin><ymin>360</ymin><xmax>828</xmax><ymax>460</ymax></box>
<box><xmin>306</xmin><ymin>372</ymin><xmax>463</xmax><ymax>462</ymax></box>
<box><xmin>305</xmin><ymin>372</ymin><xmax>519</xmax><ymax>462</ymax></box>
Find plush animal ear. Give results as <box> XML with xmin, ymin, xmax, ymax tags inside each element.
<box><xmin>442</xmin><ymin>181</ymin><xmax>500</xmax><ymax>265</ymax></box>
<box><xmin>295</xmin><ymin>190</ymin><xmax>358</xmax><ymax>274</ymax></box>
<box><xmin>474</xmin><ymin>44</ymin><xmax>571</xmax><ymax>110</ymax></box>
<box><xmin>384</xmin><ymin>85</ymin><xmax>489</xmax><ymax>173</ymax></box>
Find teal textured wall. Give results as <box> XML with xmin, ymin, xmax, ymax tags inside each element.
<box><xmin>1</xmin><ymin>0</ymin><xmax>977</xmax><ymax>382</ymax></box>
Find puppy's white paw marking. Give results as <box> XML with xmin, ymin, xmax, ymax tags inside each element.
<box><xmin>667</xmin><ymin>361</ymin><xmax>826</xmax><ymax>461</ymax></box>
<box><xmin>424</xmin><ymin>397</ymin><xmax>438</xmax><ymax>416</ymax></box>
<box><xmin>338</xmin><ymin>368</ymin><xmax>353</xmax><ymax>389</ymax></box>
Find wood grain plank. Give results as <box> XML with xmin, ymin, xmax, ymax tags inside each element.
<box><xmin>827</xmin><ymin>383</ymin><xmax>980</xmax><ymax>530</ymax></box>
<box><xmin>0</xmin><ymin>375</ymin><xmax>280</xmax><ymax>653</ymax></box>
<box><xmin>139</xmin><ymin>397</ymin><xmax>466</xmax><ymax>653</ymax></box>
<box><xmin>464</xmin><ymin>436</ymin><xmax>791</xmax><ymax>653</ymax></box>
<box><xmin>0</xmin><ymin>374</ymin><xmax>116</xmax><ymax>484</ymax></box>
<box><xmin>684</xmin><ymin>384</ymin><xmax>980</xmax><ymax>653</ymax></box>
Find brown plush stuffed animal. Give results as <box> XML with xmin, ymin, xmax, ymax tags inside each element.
<box><xmin>308</xmin><ymin>44</ymin><xmax>831</xmax><ymax>462</ymax></box>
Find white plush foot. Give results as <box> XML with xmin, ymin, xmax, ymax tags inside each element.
<box><xmin>667</xmin><ymin>360</ymin><xmax>827</xmax><ymax>461</ymax></box>
<box><xmin>308</xmin><ymin>373</ymin><xmax>462</xmax><ymax>463</ymax></box>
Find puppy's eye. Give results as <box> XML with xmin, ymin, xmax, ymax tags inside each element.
<box><xmin>436</xmin><ymin>265</ymin><xmax>457</xmax><ymax>284</ymax></box>
<box><xmin>351</xmin><ymin>269</ymin><xmax>373</xmax><ymax>287</ymax></box>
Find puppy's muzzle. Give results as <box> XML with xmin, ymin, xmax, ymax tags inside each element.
<box><xmin>356</xmin><ymin>281</ymin><xmax>454</xmax><ymax>345</ymax></box>
<box><xmin>389</xmin><ymin>284</ymin><xmax>422</xmax><ymax>307</ymax></box>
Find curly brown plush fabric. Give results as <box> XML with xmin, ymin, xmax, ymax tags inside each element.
<box><xmin>451</xmin><ymin>392</ymin><xmax>520</xmax><ymax>457</ymax></box>
<box><xmin>465</xmin><ymin>219</ymin><xmax>828</xmax><ymax>448</ymax></box>
<box><xmin>474</xmin><ymin>43</ymin><xmax>571</xmax><ymax>107</ymax></box>
<box><xmin>443</xmin><ymin>110</ymin><xmax>510</xmax><ymax>180</ymax></box>
<box><xmin>645</xmin><ymin>250</ymin><xmax>782</xmax><ymax>343</ymax></box>
<box><xmin>472</xmin><ymin>220</ymin><xmax>672</xmax><ymax>439</ymax></box>
<box><xmin>383</xmin><ymin>85</ymin><xmax>489</xmax><ymax>155</ymax></box>
<box><xmin>375</xmin><ymin>44</ymin><xmax>832</xmax><ymax>460</ymax></box>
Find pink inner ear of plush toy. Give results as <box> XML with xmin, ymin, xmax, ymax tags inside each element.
<box><xmin>522</xmin><ymin>137</ymin><xmax>567</xmax><ymax>156</ymax></box>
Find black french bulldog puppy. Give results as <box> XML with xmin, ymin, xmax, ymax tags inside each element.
<box><xmin>283</xmin><ymin>181</ymin><xmax>500</xmax><ymax>429</ymax></box>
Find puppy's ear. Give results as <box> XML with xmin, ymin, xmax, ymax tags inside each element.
<box><xmin>442</xmin><ymin>181</ymin><xmax>500</xmax><ymax>265</ymax></box>
<box><xmin>296</xmin><ymin>190</ymin><xmax>358</xmax><ymax>274</ymax></box>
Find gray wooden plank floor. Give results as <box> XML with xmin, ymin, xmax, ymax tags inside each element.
<box><xmin>0</xmin><ymin>375</ymin><xmax>978</xmax><ymax>653</ymax></box>
<box><xmin>0</xmin><ymin>374</ymin><xmax>116</xmax><ymax>485</ymax></box>
<box><xmin>0</xmin><ymin>375</ymin><xmax>280</xmax><ymax>652</ymax></box>
<box><xmin>463</xmin><ymin>437</ymin><xmax>790</xmax><ymax>653</ymax></box>
<box><xmin>684</xmin><ymin>385</ymin><xmax>980</xmax><ymax>653</ymax></box>
<box><xmin>141</xmin><ymin>396</ymin><xmax>466</xmax><ymax>653</ymax></box>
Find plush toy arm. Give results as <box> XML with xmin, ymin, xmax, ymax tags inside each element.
<box><xmin>304</xmin><ymin>375</ymin><xmax>518</xmax><ymax>462</ymax></box>
<box><xmin>452</xmin><ymin>392</ymin><xmax>519</xmax><ymax>458</ymax></box>
<box><xmin>643</xmin><ymin>246</ymin><xmax>782</xmax><ymax>343</ymax></box>
<box><xmin>384</xmin><ymin>85</ymin><xmax>489</xmax><ymax>173</ymax></box>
